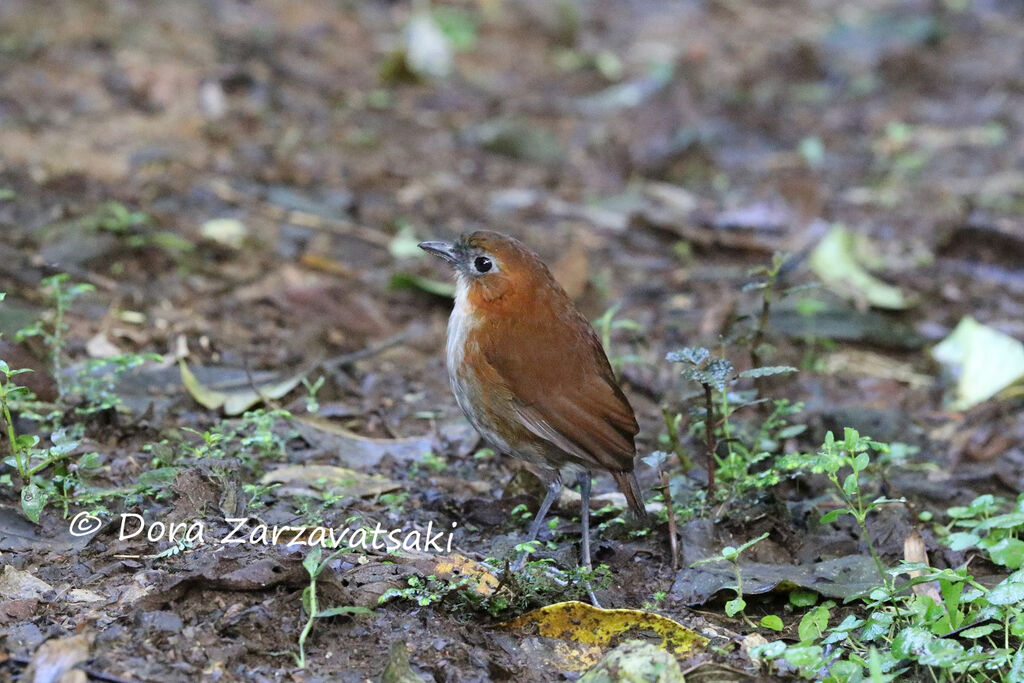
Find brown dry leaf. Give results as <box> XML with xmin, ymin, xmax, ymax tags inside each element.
<box><xmin>22</xmin><ymin>632</ymin><xmax>94</xmax><ymax>683</ymax></box>
<box><xmin>0</xmin><ymin>566</ymin><xmax>53</xmax><ymax>600</ymax></box>
<box><xmin>501</xmin><ymin>601</ymin><xmax>707</xmax><ymax>671</ymax></box>
<box><xmin>260</xmin><ymin>464</ymin><xmax>400</xmax><ymax>499</ymax></box>
<box><xmin>904</xmin><ymin>530</ymin><xmax>942</xmax><ymax>603</ymax></box>
<box><xmin>821</xmin><ymin>349</ymin><xmax>933</xmax><ymax>387</ymax></box>
<box><xmin>179</xmin><ymin>360</ymin><xmax>306</xmax><ymax>415</ymax></box>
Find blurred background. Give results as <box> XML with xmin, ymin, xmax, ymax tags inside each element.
<box><xmin>1</xmin><ymin>0</ymin><xmax>1023</xmax><ymax>679</ymax></box>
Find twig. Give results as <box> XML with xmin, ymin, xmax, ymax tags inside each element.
<box><xmin>320</xmin><ymin>331</ymin><xmax>410</xmax><ymax>370</ymax></box>
<box><xmin>658</xmin><ymin>469</ymin><xmax>680</xmax><ymax>571</ymax></box>
<box><xmin>209</xmin><ymin>179</ymin><xmax>391</xmax><ymax>248</ymax></box>
<box><xmin>703</xmin><ymin>383</ymin><xmax>716</xmax><ymax>492</ymax></box>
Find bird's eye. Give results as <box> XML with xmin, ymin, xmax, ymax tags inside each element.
<box><xmin>473</xmin><ymin>256</ymin><xmax>493</xmax><ymax>273</ymax></box>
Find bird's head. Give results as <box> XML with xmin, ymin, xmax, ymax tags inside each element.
<box><xmin>418</xmin><ymin>231</ymin><xmax>555</xmax><ymax>304</ymax></box>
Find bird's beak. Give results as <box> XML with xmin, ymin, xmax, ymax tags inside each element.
<box><xmin>418</xmin><ymin>240</ymin><xmax>460</xmax><ymax>266</ymax></box>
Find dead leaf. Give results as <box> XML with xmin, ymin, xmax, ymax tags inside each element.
<box><xmin>904</xmin><ymin>530</ymin><xmax>942</xmax><ymax>603</ymax></box>
<box><xmin>22</xmin><ymin>632</ymin><xmax>94</xmax><ymax>683</ymax></box>
<box><xmin>85</xmin><ymin>333</ymin><xmax>122</xmax><ymax>359</ymax></box>
<box><xmin>0</xmin><ymin>566</ymin><xmax>53</xmax><ymax>600</ymax></box>
<box><xmin>670</xmin><ymin>554</ymin><xmax>882</xmax><ymax>605</ymax></box>
<box><xmin>809</xmin><ymin>224</ymin><xmax>914</xmax><ymax>310</ymax></box>
<box><xmin>179</xmin><ymin>360</ymin><xmax>306</xmax><ymax>415</ymax></box>
<box><xmin>201</xmin><ymin>217</ymin><xmax>248</xmax><ymax>248</ymax></box>
<box><xmin>293</xmin><ymin>415</ymin><xmax>474</xmax><ymax>468</ymax></box>
<box><xmin>931</xmin><ymin>316</ymin><xmax>1024</xmax><ymax>411</ymax></box>
<box><xmin>260</xmin><ymin>464</ymin><xmax>400</xmax><ymax>499</ymax></box>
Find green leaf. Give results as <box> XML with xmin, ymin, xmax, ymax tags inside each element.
<box><xmin>21</xmin><ymin>483</ymin><xmax>46</xmax><ymax>523</ymax></box>
<box><xmin>79</xmin><ymin>452</ymin><xmax>102</xmax><ymax>470</ymax></box>
<box><xmin>725</xmin><ymin>597</ymin><xmax>746</xmax><ymax>617</ymax></box>
<box><xmin>738</xmin><ymin>366</ymin><xmax>797</xmax><ymax>379</ymax></box>
<box><xmin>826</xmin><ymin>660</ymin><xmax>862</xmax><ymax>681</ymax></box>
<box><xmin>789</xmin><ymin>589</ymin><xmax>818</xmax><ymax>607</ymax></box>
<box><xmin>137</xmin><ymin>467</ymin><xmax>179</xmax><ymax>488</ymax></box>
<box><xmin>14</xmin><ymin>434</ymin><xmax>40</xmax><ymax>451</ymax></box>
<box><xmin>918</xmin><ymin>638</ymin><xmax>964</xmax><ymax>667</ymax></box>
<box><xmin>853</xmin><ymin>452</ymin><xmax>870</xmax><ymax>472</ymax></box>
<box><xmin>798</xmin><ymin>604</ymin><xmax>830</xmax><ymax>642</ymax></box>
<box><xmin>986</xmin><ymin>579</ymin><xmax>1024</xmax><ymax>605</ymax></box>
<box><xmin>0</xmin><ymin>359</ymin><xmax>8</xmax><ymax>375</ymax></box>
<box><xmin>778</xmin><ymin>424</ymin><xmax>808</xmax><ymax>439</ymax></box>
<box><xmin>316</xmin><ymin>605</ymin><xmax>374</xmax><ymax>618</ymax></box>
<box><xmin>783</xmin><ymin>644</ymin><xmax>824</xmax><ymax>670</ymax></box>
<box><xmin>303</xmin><ymin>546</ymin><xmax>323</xmax><ymax>577</ymax></box>
<box><xmin>760</xmin><ymin>615</ymin><xmax>784</xmax><ymax>631</ymax></box>
<box><xmin>389</xmin><ymin>272</ymin><xmax>456</xmax><ymax>298</ymax></box>
<box><xmin>820</xmin><ymin>509</ymin><xmax>846</xmax><ymax>524</ymax></box>
<box><xmin>958</xmin><ymin>623</ymin><xmax>1000</xmax><ymax>639</ymax></box>
<box><xmin>842</xmin><ymin>473</ymin><xmax>859</xmax><ymax>496</ymax></box>
<box><xmin>986</xmin><ymin>537</ymin><xmax>1024</xmax><ymax>569</ymax></box>
<box><xmin>892</xmin><ymin>626</ymin><xmax>932</xmax><ymax>659</ymax></box>
<box><xmin>301</xmin><ymin>585</ymin><xmax>313</xmax><ymax>615</ymax></box>
<box><xmin>666</xmin><ymin>347</ymin><xmax>710</xmax><ymax>366</ymax></box>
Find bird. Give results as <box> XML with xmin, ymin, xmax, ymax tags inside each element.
<box><xmin>418</xmin><ymin>231</ymin><xmax>646</xmax><ymax>592</ymax></box>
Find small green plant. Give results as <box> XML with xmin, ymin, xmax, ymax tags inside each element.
<box><xmin>941</xmin><ymin>494</ymin><xmax>1024</xmax><ymax>570</ymax></box>
<box><xmin>691</xmin><ymin>532</ymin><xmax>778</xmax><ymax>628</ymax></box>
<box><xmin>242</xmin><ymin>481</ymin><xmax>281</xmax><ymax>511</ymax></box>
<box><xmin>642</xmin><ymin>590</ymin><xmax>668</xmax><ymax>612</ymax></box>
<box><xmin>742</xmin><ymin>252</ymin><xmax>788</xmax><ymax>370</ymax></box>
<box><xmin>90</xmin><ymin>201</ymin><xmax>149</xmax><ymax>234</ymax></box>
<box><xmin>0</xmin><ymin>360</ymin><xmax>38</xmax><ymax>482</ymax></box>
<box><xmin>747</xmin><ymin>431</ymin><xmax>1023</xmax><ymax>681</ymax></box>
<box><xmin>17</xmin><ymin>274</ymin><xmax>95</xmax><ymax>400</ymax></box>
<box><xmin>71</xmin><ymin>353</ymin><xmax>162</xmax><ymax>417</ymax></box>
<box><xmin>175</xmin><ymin>408</ymin><xmax>293</xmax><ymax>471</ymax></box>
<box><xmin>294</xmin><ymin>545</ymin><xmax>373</xmax><ymax>668</ymax></box>
<box><xmin>410</xmin><ymin>451</ymin><xmax>447</xmax><ymax>476</ymax></box>
<box><xmin>752</xmin><ymin>564</ymin><xmax>1024</xmax><ymax>681</ymax></box>
<box><xmin>666</xmin><ymin>346</ymin><xmax>796</xmax><ymax>493</ymax></box>
<box><xmin>781</xmin><ymin>428</ymin><xmax>905</xmax><ymax>583</ymax></box>
<box><xmin>301</xmin><ymin>376</ymin><xmax>325</xmax><ymax>414</ymax></box>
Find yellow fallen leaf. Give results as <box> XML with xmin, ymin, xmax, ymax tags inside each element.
<box><xmin>809</xmin><ymin>224</ymin><xmax>914</xmax><ymax>310</ymax></box>
<box><xmin>179</xmin><ymin>360</ymin><xmax>306</xmax><ymax>415</ymax></box>
<box><xmin>931</xmin><ymin>316</ymin><xmax>1024</xmax><ymax>411</ymax></box>
<box><xmin>502</xmin><ymin>601</ymin><xmax>707</xmax><ymax>668</ymax></box>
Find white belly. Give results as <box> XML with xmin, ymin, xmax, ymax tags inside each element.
<box><xmin>445</xmin><ymin>280</ymin><xmax>515</xmax><ymax>454</ymax></box>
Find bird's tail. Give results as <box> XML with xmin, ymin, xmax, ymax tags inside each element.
<box><xmin>612</xmin><ymin>471</ymin><xmax>648</xmax><ymax>520</ymax></box>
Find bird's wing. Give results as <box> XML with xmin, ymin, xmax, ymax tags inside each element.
<box><xmin>485</xmin><ymin>327</ymin><xmax>638</xmax><ymax>472</ymax></box>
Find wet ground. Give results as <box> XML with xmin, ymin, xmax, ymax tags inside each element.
<box><xmin>1</xmin><ymin>0</ymin><xmax>1023</xmax><ymax>680</ymax></box>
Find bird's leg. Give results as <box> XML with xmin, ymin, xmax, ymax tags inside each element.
<box><xmin>577</xmin><ymin>470</ymin><xmax>601</xmax><ymax>607</ymax></box>
<box><xmin>511</xmin><ymin>475</ymin><xmax>561</xmax><ymax>571</ymax></box>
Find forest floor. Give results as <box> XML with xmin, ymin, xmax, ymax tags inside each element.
<box><xmin>1</xmin><ymin>1</ymin><xmax>1023</xmax><ymax>681</ymax></box>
